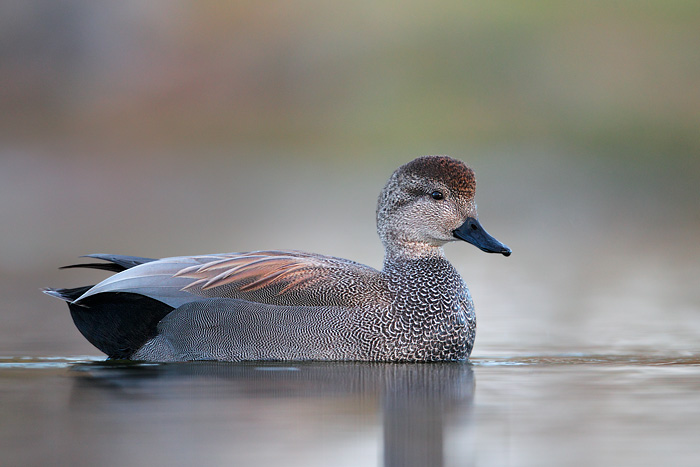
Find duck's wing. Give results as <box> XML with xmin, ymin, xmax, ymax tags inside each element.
<box><xmin>75</xmin><ymin>250</ymin><xmax>387</xmax><ymax>309</ymax></box>
<box><xmin>175</xmin><ymin>250</ymin><xmax>388</xmax><ymax>307</ymax></box>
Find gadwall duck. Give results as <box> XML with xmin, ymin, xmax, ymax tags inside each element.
<box><xmin>45</xmin><ymin>155</ymin><xmax>510</xmax><ymax>362</ymax></box>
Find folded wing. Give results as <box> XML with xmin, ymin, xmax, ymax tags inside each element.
<box><xmin>75</xmin><ymin>250</ymin><xmax>388</xmax><ymax>309</ymax></box>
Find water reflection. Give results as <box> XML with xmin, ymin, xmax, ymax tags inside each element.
<box><xmin>69</xmin><ymin>361</ymin><xmax>475</xmax><ymax>467</ymax></box>
<box><xmin>4</xmin><ymin>355</ymin><xmax>700</xmax><ymax>465</ymax></box>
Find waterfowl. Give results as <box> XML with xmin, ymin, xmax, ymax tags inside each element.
<box><xmin>45</xmin><ymin>155</ymin><xmax>511</xmax><ymax>362</ymax></box>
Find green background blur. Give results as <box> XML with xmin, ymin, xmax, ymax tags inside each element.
<box><xmin>1</xmin><ymin>1</ymin><xmax>698</xmax><ymax>356</ymax></box>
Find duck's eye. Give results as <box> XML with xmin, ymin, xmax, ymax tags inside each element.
<box><xmin>430</xmin><ymin>191</ymin><xmax>444</xmax><ymax>200</ymax></box>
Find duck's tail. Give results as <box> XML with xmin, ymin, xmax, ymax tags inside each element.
<box><xmin>58</xmin><ymin>253</ymin><xmax>158</xmax><ymax>273</ymax></box>
<box><xmin>43</xmin><ymin>285</ymin><xmax>93</xmax><ymax>302</ymax></box>
<box><xmin>44</xmin><ymin>254</ymin><xmax>173</xmax><ymax>359</ymax></box>
<box><xmin>43</xmin><ymin>254</ymin><xmax>157</xmax><ymax>303</ymax></box>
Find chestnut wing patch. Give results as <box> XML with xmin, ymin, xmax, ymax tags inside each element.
<box><xmin>174</xmin><ymin>250</ymin><xmax>379</xmax><ymax>299</ymax></box>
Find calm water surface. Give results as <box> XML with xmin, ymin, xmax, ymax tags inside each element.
<box><xmin>2</xmin><ymin>354</ymin><xmax>699</xmax><ymax>467</ymax></box>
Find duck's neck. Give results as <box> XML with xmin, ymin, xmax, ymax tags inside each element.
<box><xmin>382</xmin><ymin>244</ymin><xmax>466</xmax><ymax>304</ymax></box>
<box><xmin>382</xmin><ymin>241</ymin><xmax>446</xmax><ymax>265</ymax></box>
<box><xmin>382</xmin><ymin>249</ymin><xmax>461</xmax><ymax>291</ymax></box>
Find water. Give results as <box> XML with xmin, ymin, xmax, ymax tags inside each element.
<box><xmin>2</xmin><ymin>354</ymin><xmax>699</xmax><ymax>466</ymax></box>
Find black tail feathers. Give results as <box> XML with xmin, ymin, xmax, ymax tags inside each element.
<box><xmin>67</xmin><ymin>292</ymin><xmax>174</xmax><ymax>359</ymax></box>
<box><xmin>45</xmin><ymin>254</ymin><xmax>169</xmax><ymax>359</ymax></box>
<box><xmin>43</xmin><ymin>286</ymin><xmax>93</xmax><ymax>303</ymax></box>
<box><xmin>58</xmin><ymin>254</ymin><xmax>157</xmax><ymax>273</ymax></box>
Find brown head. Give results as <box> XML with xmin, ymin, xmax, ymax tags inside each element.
<box><xmin>376</xmin><ymin>155</ymin><xmax>511</xmax><ymax>259</ymax></box>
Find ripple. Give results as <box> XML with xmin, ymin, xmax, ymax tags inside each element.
<box><xmin>471</xmin><ymin>353</ymin><xmax>700</xmax><ymax>367</ymax></box>
<box><xmin>0</xmin><ymin>356</ymin><xmax>103</xmax><ymax>369</ymax></box>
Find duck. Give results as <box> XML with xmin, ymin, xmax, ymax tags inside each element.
<box><xmin>45</xmin><ymin>155</ymin><xmax>511</xmax><ymax>362</ymax></box>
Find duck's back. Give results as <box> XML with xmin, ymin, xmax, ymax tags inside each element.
<box><xmin>52</xmin><ymin>252</ymin><xmax>395</xmax><ymax>361</ymax></box>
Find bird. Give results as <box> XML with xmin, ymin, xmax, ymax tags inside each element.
<box><xmin>44</xmin><ymin>155</ymin><xmax>511</xmax><ymax>362</ymax></box>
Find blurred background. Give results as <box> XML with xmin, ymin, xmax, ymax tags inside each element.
<box><xmin>1</xmin><ymin>1</ymin><xmax>699</xmax><ymax>357</ymax></box>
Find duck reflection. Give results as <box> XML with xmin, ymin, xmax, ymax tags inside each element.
<box><xmin>70</xmin><ymin>361</ymin><xmax>474</xmax><ymax>467</ymax></box>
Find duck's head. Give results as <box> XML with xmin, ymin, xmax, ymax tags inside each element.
<box><xmin>376</xmin><ymin>155</ymin><xmax>511</xmax><ymax>259</ymax></box>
